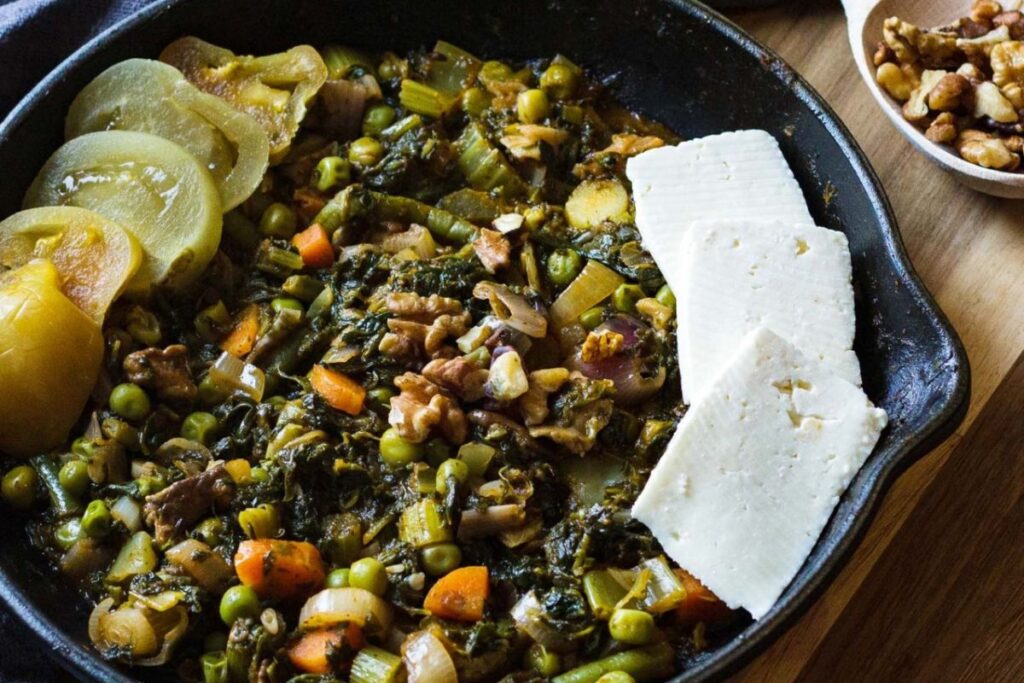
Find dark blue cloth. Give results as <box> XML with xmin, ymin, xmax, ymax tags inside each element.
<box><xmin>0</xmin><ymin>3</ymin><xmax>157</xmax><ymax>678</ymax></box>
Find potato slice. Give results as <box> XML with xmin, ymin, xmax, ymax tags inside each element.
<box><xmin>24</xmin><ymin>131</ymin><xmax>222</xmax><ymax>296</ymax></box>
<box><xmin>0</xmin><ymin>260</ymin><xmax>103</xmax><ymax>458</ymax></box>
<box><xmin>66</xmin><ymin>59</ymin><xmax>270</xmax><ymax>211</ymax></box>
<box><xmin>0</xmin><ymin>207</ymin><xmax>141</xmax><ymax>322</ymax></box>
<box><xmin>160</xmin><ymin>37</ymin><xmax>327</xmax><ymax>163</ymax></box>
<box><xmin>565</xmin><ymin>179</ymin><xmax>631</xmax><ymax>229</ymax></box>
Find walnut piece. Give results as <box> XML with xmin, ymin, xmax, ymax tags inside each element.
<box><xmin>957</xmin><ymin>129</ymin><xmax>1021</xmax><ymax>169</ymax></box>
<box><xmin>885</xmin><ymin>17</ymin><xmax>959</xmax><ymax>66</ymax></box>
<box><xmin>580</xmin><ymin>329</ymin><xmax>624</xmax><ymax>363</ymax></box>
<box><xmin>598</xmin><ymin>134</ymin><xmax>665</xmax><ymax>157</ymax></box>
<box><xmin>926</xmin><ymin>113</ymin><xmax>959</xmax><ymax>143</ymax></box>
<box><xmin>903</xmin><ymin>70</ymin><xmax>950</xmax><ymax>122</ymax></box>
<box><xmin>389</xmin><ymin>373</ymin><xmax>467</xmax><ymax>443</ymax></box>
<box><xmin>991</xmin><ymin>40</ymin><xmax>1024</xmax><ymax>89</ymax></box>
<box><xmin>384</xmin><ymin>312</ymin><xmax>471</xmax><ymax>356</ymax></box>
<box><xmin>500</xmin><ymin>124</ymin><xmax>570</xmax><ymax>161</ymax></box>
<box><xmin>144</xmin><ymin>465</ymin><xmax>233</xmax><ymax>544</ymax></box>
<box><xmin>421</xmin><ymin>356</ymin><xmax>489</xmax><ymax>401</ymax></box>
<box><xmin>994</xmin><ymin>11</ymin><xmax>1024</xmax><ymax>39</ymax></box>
<box><xmin>123</xmin><ymin>344</ymin><xmax>197</xmax><ymax>405</ymax></box>
<box><xmin>974</xmin><ymin>80</ymin><xmax>1020</xmax><ymax>121</ymax></box>
<box><xmin>972</xmin><ymin>0</ymin><xmax>1004</xmax><ymax>23</ymax></box>
<box><xmin>385</xmin><ymin>292</ymin><xmax>462</xmax><ymax>322</ymax></box>
<box><xmin>518</xmin><ymin>368</ymin><xmax>571</xmax><ymax>426</ymax></box>
<box><xmin>485</xmin><ymin>349</ymin><xmax>530</xmax><ymax>401</ymax></box>
<box><xmin>874</xmin><ymin>41</ymin><xmax>896</xmax><ymax>66</ymax></box>
<box><xmin>877</xmin><ymin>62</ymin><xmax>917</xmax><ymax>101</ymax></box>
<box><xmin>472</xmin><ymin>227</ymin><xmax>511</xmax><ymax>273</ymax></box>
<box><xmin>928</xmin><ymin>73</ymin><xmax>971</xmax><ymax>110</ymax></box>
<box><xmin>958</xmin><ymin>25</ymin><xmax>1012</xmax><ymax>61</ymax></box>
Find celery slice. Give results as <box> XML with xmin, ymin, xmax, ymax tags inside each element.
<box><xmin>454</xmin><ymin>122</ymin><xmax>527</xmax><ymax>198</ymax></box>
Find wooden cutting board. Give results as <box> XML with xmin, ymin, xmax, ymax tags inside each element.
<box><xmin>727</xmin><ymin>1</ymin><xmax>1024</xmax><ymax>679</ymax></box>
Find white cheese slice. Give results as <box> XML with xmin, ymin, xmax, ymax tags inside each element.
<box><xmin>631</xmin><ymin>327</ymin><xmax>887</xmax><ymax>619</ymax></box>
<box><xmin>625</xmin><ymin>129</ymin><xmax>814</xmax><ymax>295</ymax></box>
<box><xmin>677</xmin><ymin>220</ymin><xmax>860</xmax><ymax>404</ymax></box>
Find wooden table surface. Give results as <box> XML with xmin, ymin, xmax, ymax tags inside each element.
<box><xmin>723</xmin><ymin>1</ymin><xmax>1024</xmax><ymax>680</ymax></box>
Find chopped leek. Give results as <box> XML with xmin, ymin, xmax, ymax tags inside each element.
<box><xmin>454</xmin><ymin>122</ymin><xmax>527</xmax><ymax>198</ymax></box>
<box><xmin>351</xmin><ymin>645</ymin><xmax>404</xmax><ymax>683</ymax></box>
<box><xmin>426</xmin><ymin>40</ymin><xmax>482</xmax><ymax>96</ymax></box>
<box><xmin>398</xmin><ymin>499</ymin><xmax>453</xmax><ymax>548</ymax></box>
<box><xmin>399</xmin><ymin>79</ymin><xmax>454</xmax><ymax>119</ymax></box>
<box><xmin>550</xmin><ymin>260</ymin><xmax>624</xmax><ymax>328</ymax></box>
<box><xmin>583</xmin><ymin>569</ymin><xmax>628</xmax><ymax>620</ymax></box>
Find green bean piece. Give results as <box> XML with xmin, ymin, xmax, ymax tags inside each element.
<box><xmin>1</xmin><ymin>465</ymin><xmax>37</xmax><ymax>510</ymax></box>
<box><xmin>349</xmin><ymin>557</ymin><xmax>388</xmax><ymax>596</ymax></box>
<box><xmin>30</xmin><ymin>455</ymin><xmax>80</xmax><ymax>516</ymax></box>
<box><xmin>424</xmin><ymin>438</ymin><xmax>452</xmax><ymax>467</ymax></box>
<box><xmin>540</xmin><ymin>63</ymin><xmax>580</xmax><ymax>100</ymax></box>
<box><xmin>259</xmin><ymin>202</ymin><xmax>298</xmax><ymax>239</ymax></box>
<box><xmin>219</xmin><ymin>585</ymin><xmax>261</xmax><ymax>626</ymax></box>
<box><xmin>238</xmin><ymin>503</ymin><xmax>281</xmax><ymax>539</ymax></box>
<box><xmin>435</xmin><ymin>458</ymin><xmax>470</xmax><ymax>495</ymax></box>
<box><xmin>655</xmin><ymin>284</ymin><xmax>675</xmax><ymax>309</ymax></box>
<box><xmin>362</xmin><ymin>103</ymin><xmax>397</xmax><ymax>137</ymax></box>
<box><xmin>81</xmin><ymin>499</ymin><xmax>112</xmax><ymax>538</ymax></box>
<box><xmin>312</xmin><ymin>155</ymin><xmax>351</xmax><ymax>193</ymax></box>
<box><xmin>547</xmin><ymin>248</ymin><xmax>583</xmax><ymax>287</ymax></box>
<box><xmin>596</xmin><ymin>673</ymin><xmax>636</xmax><ymax>683</ymax></box>
<box><xmin>421</xmin><ymin>542</ymin><xmax>462</xmax><ymax>577</ymax></box>
<box><xmin>551</xmin><ymin>643</ymin><xmax>674</xmax><ymax>683</ymax></box>
<box><xmin>326</xmin><ymin>568</ymin><xmax>351</xmax><ymax>588</ymax></box>
<box><xmin>579</xmin><ymin>307</ymin><xmax>605</xmax><ymax>331</ymax></box>
<box><xmin>517</xmin><ymin>89</ymin><xmax>550</xmax><ymax>124</ymax></box>
<box><xmin>204</xmin><ymin>631</ymin><xmax>229</xmax><ymax>653</ymax></box>
<box><xmin>194</xmin><ymin>517</ymin><xmax>226</xmax><ymax>547</ymax></box>
<box><xmin>109</xmin><ymin>383</ymin><xmax>151</xmax><ymax>421</ymax></box>
<box><xmin>461</xmin><ymin>87</ymin><xmax>490</xmax><ymax>117</ymax></box>
<box><xmin>54</xmin><ymin>518</ymin><xmax>83</xmax><ymax>550</ymax></box>
<box><xmin>350</xmin><ymin>645</ymin><xmax>404</xmax><ymax>683</ymax></box>
<box><xmin>379</xmin><ymin>427</ymin><xmax>423</xmax><ymax>468</ymax></box>
<box><xmin>282</xmin><ymin>275</ymin><xmax>326</xmax><ymax>303</ymax></box>
<box><xmin>181</xmin><ymin>411</ymin><xmax>220</xmax><ymax>445</ymax></box>
<box><xmin>349</xmin><ymin>136</ymin><xmax>384</xmax><ymax>167</ymax></box>
<box><xmin>612</xmin><ymin>284</ymin><xmax>645</xmax><ymax>314</ymax></box>
<box><xmin>201</xmin><ymin>650</ymin><xmax>229</xmax><ymax>683</ymax></box>
<box><xmin>256</xmin><ymin>244</ymin><xmax>305</xmax><ymax>277</ymax></box>
<box><xmin>608</xmin><ymin>608</ymin><xmax>656</xmax><ymax>645</ymax></box>
<box><xmin>315</xmin><ymin>185</ymin><xmax>478</xmax><ymax>244</ymax></box>
<box><xmin>270</xmin><ymin>297</ymin><xmax>304</xmax><ymax>315</ymax></box>
<box><xmin>526</xmin><ymin>643</ymin><xmax>563</xmax><ymax>677</ymax></box>
<box><xmin>366</xmin><ymin>386</ymin><xmax>395</xmax><ymax>410</ymax></box>
<box><xmin>57</xmin><ymin>460</ymin><xmax>88</xmax><ymax>499</ymax></box>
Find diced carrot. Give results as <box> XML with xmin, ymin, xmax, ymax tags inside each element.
<box><xmin>234</xmin><ymin>539</ymin><xmax>326</xmax><ymax>601</ymax></box>
<box><xmin>423</xmin><ymin>565</ymin><xmax>488</xmax><ymax>622</ymax></box>
<box><xmin>287</xmin><ymin>623</ymin><xmax>365</xmax><ymax>674</ymax></box>
<box><xmin>310</xmin><ymin>365</ymin><xmax>366</xmax><ymax>416</ymax></box>
<box><xmin>219</xmin><ymin>303</ymin><xmax>260</xmax><ymax>357</ymax></box>
<box><xmin>673</xmin><ymin>569</ymin><xmax>733</xmax><ymax>626</ymax></box>
<box><xmin>292</xmin><ymin>223</ymin><xmax>335</xmax><ymax>269</ymax></box>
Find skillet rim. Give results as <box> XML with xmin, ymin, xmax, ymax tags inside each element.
<box><xmin>0</xmin><ymin>0</ymin><xmax>970</xmax><ymax>680</ymax></box>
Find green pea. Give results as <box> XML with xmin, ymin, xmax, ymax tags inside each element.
<box><xmin>596</xmin><ymin>673</ymin><xmax>636</xmax><ymax>683</ymax></box>
<box><xmin>203</xmin><ymin>631</ymin><xmax>228</xmax><ymax>653</ymax></box>
<box><xmin>312</xmin><ymin>155</ymin><xmax>351</xmax><ymax>193</ymax></box>
<box><xmin>109</xmin><ymin>383</ymin><xmax>151</xmax><ymax>421</ymax></box>
<box><xmin>219</xmin><ymin>585</ymin><xmax>261</xmax><ymax>626</ymax></box>
<box><xmin>367</xmin><ymin>387</ymin><xmax>395</xmax><ymax>410</ymax></box>
<box><xmin>377</xmin><ymin>54</ymin><xmax>403</xmax><ymax>81</ymax></box>
<box><xmin>517</xmin><ymin>88</ymin><xmax>550</xmax><ymax>124</ymax></box>
<box><xmin>540</xmin><ymin>63</ymin><xmax>579</xmax><ymax>100</ymax></box>
<box><xmin>379</xmin><ymin>428</ymin><xmax>423</xmax><ymax>468</ymax></box>
<box><xmin>421</xmin><ymin>543</ymin><xmax>462</xmax><ymax>577</ymax></box>
<box><xmin>349</xmin><ymin>557</ymin><xmax>388</xmax><ymax>596</ymax></box>
<box><xmin>250</xmin><ymin>467</ymin><xmax>270</xmax><ymax>483</ymax></box>
<box><xmin>560</xmin><ymin>104</ymin><xmax>585</xmax><ymax>126</ymax></box>
<box><xmin>259</xmin><ymin>202</ymin><xmax>298</xmax><ymax>239</ymax></box>
<box><xmin>71</xmin><ymin>437</ymin><xmax>96</xmax><ymax>459</ymax></box>
<box><xmin>1</xmin><ymin>465</ymin><xmax>38</xmax><ymax>510</ymax></box>
<box><xmin>655</xmin><ymin>284</ymin><xmax>676</xmax><ymax>309</ymax></box>
<box><xmin>194</xmin><ymin>517</ymin><xmax>226</xmax><ymax>547</ymax></box>
<box><xmin>579</xmin><ymin>307</ymin><xmax>605</xmax><ymax>331</ymax></box>
<box><xmin>522</xmin><ymin>205</ymin><xmax>547</xmax><ymax>230</ymax></box>
<box><xmin>81</xmin><ymin>499</ymin><xmax>112</xmax><ymax>538</ymax></box>
<box><xmin>326</xmin><ymin>568</ymin><xmax>351</xmax><ymax>588</ymax></box>
<box><xmin>608</xmin><ymin>608</ymin><xmax>656</xmax><ymax>645</ymax></box>
<box><xmin>54</xmin><ymin>518</ymin><xmax>83</xmax><ymax>550</ymax></box>
<box><xmin>525</xmin><ymin>643</ymin><xmax>562</xmax><ymax>676</ymax></box>
<box><xmin>424</xmin><ymin>438</ymin><xmax>452</xmax><ymax>468</ymax></box>
<box><xmin>435</xmin><ymin>458</ymin><xmax>470</xmax><ymax>496</ymax></box>
<box><xmin>362</xmin><ymin>103</ymin><xmax>397</xmax><ymax>137</ymax></box>
<box><xmin>271</xmin><ymin>297</ymin><xmax>304</xmax><ymax>315</ymax></box>
<box><xmin>612</xmin><ymin>284</ymin><xmax>645</xmax><ymax>314</ymax></box>
<box><xmin>546</xmin><ymin>248</ymin><xmax>582</xmax><ymax>287</ymax></box>
<box><xmin>181</xmin><ymin>412</ymin><xmax>220</xmax><ymax>445</ymax></box>
<box><xmin>198</xmin><ymin>374</ymin><xmax>229</xmax><ymax>407</ymax></box>
<box><xmin>58</xmin><ymin>459</ymin><xmax>90</xmax><ymax>498</ymax></box>
<box><xmin>349</xmin><ymin>136</ymin><xmax>384</xmax><ymax>167</ymax></box>
<box><xmin>201</xmin><ymin>650</ymin><xmax>229</xmax><ymax>683</ymax></box>
<box><xmin>461</xmin><ymin>87</ymin><xmax>490</xmax><ymax>117</ymax></box>
<box><xmin>481</xmin><ymin>61</ymin><xmax>513</xmax><ymax>82</ymax></box>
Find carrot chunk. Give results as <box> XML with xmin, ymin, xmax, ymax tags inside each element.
<box><xmin>287</xmin><ymin>623</ymin><xmax>364</xmax><ymax>674</ymax></box>
<box><xmin>292</xmin><ymin>223</ymin><xmax>335</xmax><ymax>269</ymax></box>
<box><xmin>423</xmin><ymin>565</ymin><xmax>488</xmax><ymax>622</ymax></box>
<box><xmin>219</xmin><ymin>303</ymin><xmax>260</xmax><ymax>357</ymax></box>
<box><xmin>673</xmin><ymin>568</ymin><xmax>733</xmax><ymax>626</ymax></box>
<box><xmin>234</xmin><ymin>539</ymin><xmax>326</xmax><ymax>601</ymax></box>
<box><xmin>310</xmin><ymin>365</ymin><xmax>366</xmax><ymax>415</ymax></box>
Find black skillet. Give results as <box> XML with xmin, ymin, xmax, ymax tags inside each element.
<box><xmin>0</xmin><ymin>0</ymin><xmax>969</xmax><ymax>680</ymax></box>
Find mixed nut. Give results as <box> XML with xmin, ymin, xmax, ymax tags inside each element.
<box><xmin>875</xmin><ymin>0</ymin><xmax>1024</xmax><ymax>171</ymax></box>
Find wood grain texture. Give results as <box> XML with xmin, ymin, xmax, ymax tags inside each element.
<box><xmin>724</xmin><ymin>1</ymin><xmax>1024</xmax><ymax>679</ymax></box>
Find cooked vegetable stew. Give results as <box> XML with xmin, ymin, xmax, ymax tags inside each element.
<box><xmin>0</xmin><ymin>38</ymin><xmax>742</xmax><ymax>682</ymax></box>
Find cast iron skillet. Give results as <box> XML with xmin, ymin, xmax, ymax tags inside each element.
<box><xmin>0</xmin><ymin>0</ymin><xmax>969</xmax><ymax>680</ymax></box>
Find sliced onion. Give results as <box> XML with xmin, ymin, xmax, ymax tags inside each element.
<box><xmin>92</xmin><ymin>602</ymin><xmax>158</xmax><ymax>658</ymax></box>
<box><xmin>401</xmin><ymin>630</ymin><xmax>458</xmax><ymax>683</ymax></box>
<box><xmin>209</xmin><ymin>351</ymin><xmax>265</xmax><ymax>402</ymax></box>
<box><xmin>318</xmin><ymin>78</ymin><xmax>370</xmax><ymax>141</ymax></box>
<box><xmin>510</xmin><ymin>591</ymin><xmax>578</xmax><ymax>652</ymax></box>
<box><xmin>299</xmin><ymin>587</ymin><xmax>393</xmax><ymax>635</ymax></box>
<box><xmin>473</xmin><ymin>281</ymin><xmax>547</xmax><ymax>338</ymax></box>
<box><xmin>568</xmin><ymin>352</ymin><xmax>666</xmax><ymax>407</ymax></box>
<box><xmin>134</xmin><ymin>606</ymin><xmax>188</xmax><ymax>667</ymax></box>
<box><xmin>550</xmin><ymin>260</ymin><xmax>623</xmax><ymax>329</ymax></box>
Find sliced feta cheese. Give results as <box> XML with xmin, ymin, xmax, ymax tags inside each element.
<box><xmin>678</xmin><ymin>220</ymin><xmax>860</xmax><ymax>404</ymax></box>
<box><xmin>632</xmin><ymin>327</ymin><xmax>887</xmax><ymax>619</ymax></box>
<box><xmin>625</xmin><ymin>129</ymin><xmax>814</xmax><ymax>295</ymax></box>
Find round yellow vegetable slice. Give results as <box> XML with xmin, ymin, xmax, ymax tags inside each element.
<box><xmin>24</xmin><ymin>130</ymin><xmax>223</xmax><ymax>296</ymax></box>
<box><xmin>0</xmin><ymin>260</ymin><xmax>103</xmax><ymax>458</ymax></box>
<box><xmin>65</xmin><ymin>59</ymin><xmax>270</xmax><ymax>211</ymax></box>
<box><xmin>0</xmin><ymin>207</ymin><xmax>141</xmax><ymax>322</ymax></box>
